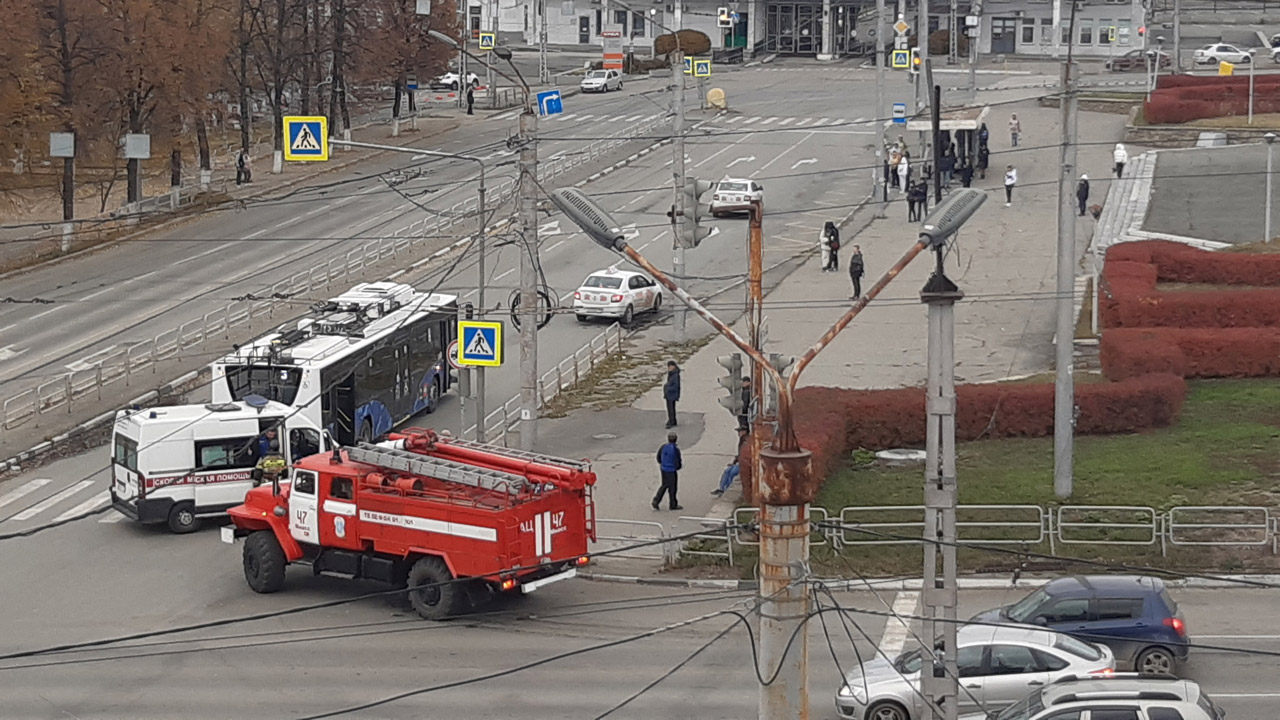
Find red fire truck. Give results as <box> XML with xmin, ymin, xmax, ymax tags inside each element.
<box><xmin>222</xmin><ymin>429</ymin><xmax>597</xmax><ymax>619</ymax></box>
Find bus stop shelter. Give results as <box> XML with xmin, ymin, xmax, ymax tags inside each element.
<box><xmin>905</xmin><ymin>105</ymin><xmax>990</xmax><ymax>166</ymax></box>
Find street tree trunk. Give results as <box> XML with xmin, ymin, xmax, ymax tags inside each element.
<box><xmin>300</xmin><ymin>0</ymin><xmax>312</xmax><ymax>114</ymax></box>
<box><xmin>238</xmin><ymin>0</ymin><xmax>251</xmax><ymax>152</ymax></box>
<box><xmin>53</xmin><ymin>0</ymin><xmax>75</xmax><ymax>222</ymax></box>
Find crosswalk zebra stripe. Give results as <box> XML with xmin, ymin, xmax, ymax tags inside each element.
<box><xmin>743</xmin><ymin>117</ymin><xmax>760</xmax><ymax>125</ymax></box>
<box><xmin>725</xmin><ymin>116</ymin><xmax>743</xmax><ymax>124</ymax></box>
<box><xmin>796</xmin><ymin>117</ymin><xmax>813</xmax><ymax>126</ymax></box>
<box><xmin>0</xmin><ymin>478</ymin><xmax>53</xmax><ymax>510</ymax></box>
<box><xmin>11</xmin><ymin>480</ymin><xmax>95</xmax><ymax>521</ymax></box>
<box><xmin>810</xmin><ymin>118</ymin><xmax>830</xmax><ymax>127</ymax></box>
<box><xmin>53</xmin><ymin>491</ymin><xmax>110</xmax><ymax>523</ymax></box>
<box><xmin>760</xmin><ymin>117</ymin><xmax>777</xmax><ymax>125</ymax></box>
<box><xmin>778</xmin><ymin>117</ymin><xmax>795</xmax><ymax>125</ymax></box>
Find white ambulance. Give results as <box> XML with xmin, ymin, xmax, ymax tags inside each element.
<box><xmin>110</xmin><ymin>395</ymin><xmax>326</xmax><ymax>533</ymax></box>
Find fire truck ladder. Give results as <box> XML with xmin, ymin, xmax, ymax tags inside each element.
<box><xmin>348</xmin><ymin>444</ymin><xmax>529</xmax><ymax>496</ymax></box>
<box><xmin>440</xmin><ymin>438</ymin><xmax>592</xmax><ymax>472</ymax></box>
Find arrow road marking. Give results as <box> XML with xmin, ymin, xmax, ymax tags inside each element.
<box><xmin>790</xmin><ymin>158</ymin><xmax>817</xmax><ymax>170</ymax></box>
<box><xmin>727</xmin><ymin>156</ymin><xmax>755</xmax><ymax>168</ymax></box>
<box><xmin>621</xmin><ymin>223</ymin><xmax>641</xmax><ymax>241</ymax></box>
<box><xmin>538</xmin><ymin>220</ymin><xmax>561</xmax><ymax>236</ymax></box>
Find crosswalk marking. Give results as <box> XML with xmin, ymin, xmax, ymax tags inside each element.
<box><xmin>100</xmin><ymin>512</ymin><xmax>127</xmax><ymax>524</ymax></box>
<box><xmin>852</xmin><ymin>116</ymin><xmax>866</xmax><ymax>123</ymax></box>
<box><xmin>624</xmin><ymin>114</ymin><xmax>643</xmax><ymax>122</ymax></box>
<box><xmin>725</xmin><ymin>116</ymin><xmax>743</xmax><ymax>124</ymax></box>
<box><xmin>0</xmin><ymin>477</ymin><xmax>53</xmax><ymax>510</ymax></box>
<box><xmin>778</xmin><ymin>117</ymin><xmax>795</xmax><ymax>126</ymax></box>
<box><xmin>796</xmin><ymin>117</ymin><xmax>813</xmax><ymax>126</ymax></box>
<box><xmin>743</xmin><ymin>117</ymin><xmax>760</xmax><ymax>125</ymax></box>
<box><xmin>810</xmin><ymin>118</ymin><xmax>830</xmax><ymax>127</ymax></box>
<box><xmin>760</xmin><ymin>117</ymin><xmax>777</xmax><ymax>125</ymax></box>
<box><xmin>11</xmin><ymin>480</ymin><xmax>95</xmax><ymax>521</ymax></box>
<box><xmin>53</xmin><ymin>491</ymin><xmax>110</xmax><ymax>523</ymax></box>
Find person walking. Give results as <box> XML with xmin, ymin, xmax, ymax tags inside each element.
<box><xmin>1004</xmin><ymin>165</ymin><xmax>1018</xmax><ymax>206</ymax></box>
<box><xmin>977</xmin><ymin>144</ymin><xmax>990</xmax><ymax>180</ymax></box>
<box><xmin>737</xmin><ymin>377</ymin><xmax>752</xmax><ymax>430</ymax></box>
<box><xmin>235</xmin><ymin>150</ymin><xmax>249</xmax><ymax>186</ymax></box>
<box><xmin>848</xmin><ymin>244</ymin><xmax>865</xmax><ymax>300</ymax></box>
<box><xmin>819</xmin><ymin>224</ymin><xmax>832</xmax><ymax>271</ymax></box>
<box><xmin>712</xmin><ymin>426</ymin><xmax>750</xmax><ymax>496</ymax></box>
<box><xmin>824</xmin><ymin>221</ymin><xmax>840</xmax><ymax>271</ymax></box>
<box><xmin>978</xmin><ymin>122</ymin><xmax>990</xmax><ymax>149</ymax></box>
<box><xmin>652</xmin><ymin>432</ymin><xmax>683</xmax><ymax>511</ymax></box>
<box><xmin>1076</xmin><ymin>174</ymin><xmax>1090</xmax><ymax>216</ymax></box>
<box><xmin>959</xmin><ymin>160</ymin><xmax>974</xmax><ymax>188</ymax></box>
<box><xmin>897</xmin><ymin>153</ymin><xmax>911</xmax><ymax>194</ymax></box>
<box><xmin>1113</xmin><ymin>143</ymin><xmax>1128</xmax><ymax>178</ymax></box>
<box><xmin>465</xmin><ymin>84</ymin><xmax>475</xmax><ymax>115</ymax></box>
<box><xmin>906</xmin><ymin>180</ymin><xmax>919</xmax><ymax>222</ymax></box>
<box><xmin>939</xmin><ymin>148</ymin><xmax>956</xmax><ymax>189</ymax></box>
<box><xmin>1008</xmin><ymin>113</ymin><xmax>1021</xmax><ymax>147</ymax></box>
<box><xmin>663</xmin><ymin>360</ymin><xmax>681</xmax><ymax>428</ymax></box>
<box><xmin>888</xmin><ymin>145</ymin><xmax>902</xmax><ymax>189</ymax></box>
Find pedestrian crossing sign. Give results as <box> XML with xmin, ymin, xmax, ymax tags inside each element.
<box><xmin>283</xmin><ymin>116</ymin><xmax>328</xmax><ymax>162</ymax></box>
<box><xmin>479</xmin><ymin>32</ymin><xmax>495</xmax><ymax>50</ymax></box>
<box><xmin>892</xmin><ymin>49</ymin><xmax>910</xmax><ymax>69</ymax></box>
<box><xmin>683</xmin><ymin>57</ymin><xmax>693</xmax><ymax>75</ymax></box>
<box><xmin>693</xmin><ymin>59</ymin><xmax>712</xmax><ymax>77</ymax></box>
<box><xmin>457</xmin><ymin>320</ymin><xmax>503</xmax><ymax>367</ymax></box>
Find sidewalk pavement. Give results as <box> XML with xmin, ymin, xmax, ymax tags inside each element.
<box><xmin>538</xmin><ymin>100</ymin><xmax>1136</xmax><ymax>578</ymax></box>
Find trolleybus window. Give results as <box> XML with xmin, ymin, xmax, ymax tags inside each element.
<box><xmin>224</xmin><ymin>366</ymin><xmax>302</xmax><ymax>405</ymax></box>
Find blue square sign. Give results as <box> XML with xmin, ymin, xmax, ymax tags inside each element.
<box><xmin>457</xmin><ymin>320</ymin><xmax>502</xmax><ymax>367</ymax></box>
<box><xmin>537</xmin><ymin>89</ymin><xmax>563</xmax><ymax>116</ymax></box>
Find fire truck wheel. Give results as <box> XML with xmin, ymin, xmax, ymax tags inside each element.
<box><xmin>167</xmin><ymin>502</ymin><xmax>199</xmax><ymax>534</ymax></box>
<box><xmin>243</xmin><ymin>531</ymin><xmax>287</xmax><ymax>593</ymax></box>
<box><xmin>406</xmin><ymin>556</ymin><xmax>464</xmax><ymax>620</ymax></box>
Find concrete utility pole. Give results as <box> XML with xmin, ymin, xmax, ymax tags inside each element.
<box><xmin>920</xmin><ymin>242</ymin><xmax>962</xmax><ymax>720</ymax></box>
<box><xmin>948</xmin><ymin>0</ymin><xmax>958</xmax><ymax>64</ymax></box>
<box><xmin>967</xmin><ymin>0</ymin><xmax>980</xmax><ymax>98</ymax></box>
<box><xmin>1055</xmin><ymin>6</ymin><xmax>1080</xmax><ymax>500</ymax></box>
<box><xmin>539</xmin><ymin>0</ymin><xmax>550</xmax><ymax>84</ymax></box>
<box><xmin>488</xmin><ymin>0</ymin><xmax>498</xmax><ymax>108</ymax></box>
<box><xmin>917</xmin><ymin>0</ymin><xmax>929</xmax><ymax>112</ymax></box>
<box><xmin>1173</xmin><ymin>0</ymin><xmax>1182</xmax><ymax>74</ymax></box>
<box><xmin>876</xmin><ymin>0</ymin><xmax>887</xmax><ymax>211</ymax></box>
<box><xmin>518</xmin><ymin>108</ymin><xmax>540</xmax><ymax>451</ymax></box>
<box><xmin>670</xmin><ymin>47</ymin><xmax>688</xmax><ymax>342</ymax></box>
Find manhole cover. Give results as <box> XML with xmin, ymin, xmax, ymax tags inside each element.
<box><xmin>876</xmin><ymin>448</ymin><xmax>926</xmax><ymax>464</ymax></box>
<box><xmin>592</xmin><ymin>433</ymin><xmax>618</xmax><ymax>440</ymax></box>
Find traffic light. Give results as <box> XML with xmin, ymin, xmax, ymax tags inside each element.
<box><xmin>763</xmin><ymin>352</ymin><xmax>796</xmax><ymax>415</ymax></box>
<box><xmin>909</xmin><ymin>47</ymin><xmax>921</xmax><ymax>74</ymax></box>
<box><xmin>717</xmin><ymin>7</ymin><xmax>732</xmax><ymax>27</ymax></box>
<box><xmin>716</xmin><ymin>353</ymin><xmax>744</xmax><ymax>415</ymax></box>
<box><xmin>679</xmin><ymin>177</ymin><xmax>716</xmax><ymax>249</ymax></box>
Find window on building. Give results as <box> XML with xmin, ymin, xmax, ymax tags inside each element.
<box><xmin>1098</xmin><ymin>20</ymin><xmax>1113</xmax><ymax>45</ymax></box>
<box><xmin>1021</xmin><ymin>19</ymin><xmax>1035</xmax><ymax>44</ymax></box>
<box><xmin>1117</xmin><ymin>20</ymin><xmax>1132</xmax><ymax>45</ymax></box>
<box><xmin>632</xmin><ymin>11</ymin><xmax>645</xmax><ymax>37</ymax></box>
<box><xmin>614</xmin><ymin>9</ymin><xmax>628</xmax><ymax>31</ymax></box>
<box><xmin>1060</xmin><ymin>21</ymin><xmax>1071</xmax><ymax>46</ymax></box>
<box><xmin>1079</xmin><ymin>20</ymin><xmax>1093</xmax><ymax>45</ymax></box>
<box><xmin>595</xmin><ymin>8</ymin><xmax>602</xmax><ymax>34</ymax></box>
<box><xmin>1040</xmin><ymin>18</ymin><xmax>1053</xmax><ymax>44</ymax></box>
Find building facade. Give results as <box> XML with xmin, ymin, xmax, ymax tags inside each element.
<box><xmin>974</xmin><ymin>0</ymin><xmax>1146</xmax><ymax>58</ymax></box>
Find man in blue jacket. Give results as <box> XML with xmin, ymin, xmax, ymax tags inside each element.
<box><xmin>653</xmin><ymin>432</ymin><xmax>683</xmax><ymax>511</ymax></box>
<box><xmin>663</xmin><ymin>360</ymin><xmax>681</xmax><ymax>429</ymax></box>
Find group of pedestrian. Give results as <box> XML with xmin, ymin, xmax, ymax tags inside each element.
<box><xmin>906</xmin><ymin>180</ymin><xmax>928</xmax><ymax>222</ymax></box>
<box><xmin>818</xmin><ymin>221</ymin><xmax>864</xmax><ymax>299</ymax></box>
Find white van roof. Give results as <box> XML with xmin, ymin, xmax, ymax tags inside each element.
<box><xmin>115</xmin><ymin>400</ymin><xmax>295</xmax><ymax>431</ymax></box>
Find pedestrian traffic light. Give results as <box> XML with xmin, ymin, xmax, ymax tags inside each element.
<box><xmin>909</xmin><ymin>47</ymin><xmax>921</xmax><ymax>74</ymax></box>
<box><xmin>716</xmin><ymin>353</ymin><xmax>744</xmax><ymax>415</ymax></box>
<box><xmin>717</xmin><ymin>7</ymin><xmax>732</xmax><ymax>27</ymax></box>
<box><xmin>679</xmin><ymin>177</ymin><xmax>716</xmax><ymax>249</ymax></box>
<box><xmin>763</xmin><ymin>352</ymin><xmax>796</xmax><ymax>415</ymax></box>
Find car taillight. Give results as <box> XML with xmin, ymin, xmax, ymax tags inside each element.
<box><xmin>1089</xmin><ymin>668</ymin><xmax>1114</xmax><ymax>676</ymax></box>
<box><xmin>573</xmin><ymin>291</ymin><xmax>581</xmax><ymax>299</ymax></box>
<box><xmin>575</xmin><ymin>555</ymin><xmax>590</xmax><ymax>566</ymax></box>
<box><xmin>713</xmin><ymin>194</ymin><xmax>721</xmax><ymax>200</ymax></box>
<box><xmin>137</xmin><ymin>473</ymin><xmax>147</xmax><ymax>498</ymax></box>
<box><xmin>610</xmin><ymin>294</ymin><xmax>623</xmax><ymax>302</ymax></box>
<box><xmin>1164</xmin><ymin>617</ymin><xmax>1186</xmax><ymax>636</ymax></box>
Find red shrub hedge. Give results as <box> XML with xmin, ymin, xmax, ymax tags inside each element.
<box><xmin>789</xmin><ymin>374</ymin><xmax>1186</xmax><ymax>481</ymax></box>
<box><xmin>1102</xmin><ymin>328</ymin><xmax>1280</xmax><ymax>381</ymax></box>
<box><xmin>1145</xmin><ymin>76</ymin><xmax>1280</xmax><ymax>123</ymax></box>
<box><xmin>1107</xmin><ymin>240</ymin><xmax>1280</xmax><ymax>286</ymax></box>
<box><xmin>1157</xmin><ymin>74</ymin><xmax>1280</xmax><ymax>90</ymax></box>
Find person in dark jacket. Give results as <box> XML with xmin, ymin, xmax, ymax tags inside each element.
<box><xmin>663</xmin><ymin>360</ymin><xmax>681</xmax><ymax>428</ymax></box>
<box><xmin>713</xmin><ymin>426</ymin><xmax>750</xmax><ymax>496</ymax></box>
<box><xmin>939</xmin><ymin>150</ymin><xmax>956</xmax><ymax>189</ymax></box>
<box><xmin>848</xmin><ymin>245</ymin><xmax>865</xmax><ymax>300</ymax></box>
<box><xmin>959</xmin><ymin>160</ymin><xmax>974</xmax><ymax>188</ymax></box>
<box><xmin>824</xmin><ymin>221</ymin><xmax>840</xmax><ymax>271</ymax></box>
<box><xmin>977</xmin><ymin>145</ymin><xmax>990</xmax><ymax>180</ymax></box>
<box><xmin>466</xmin><ymin>85</ymin><xmax>475</xmax><ymax>115</ymax></box>
<box><xmin>255</xmin><ymin>427</ymin><xmax>277</xmax><ymax>458</ymax></box>
<box><xmin>737</xmin><ymin>377</ymin><xmax>752</xmax><ymax>429</ymax></box>
<box><xmin>1076</xmin><ymin>174</ymin><xmax>1090</xmax><ymax>216</ymax></box>
<box><xmin>978</xmin><ymin>123</ymin><xmax>990</xmax><ymax>148</ymax></box>
<box><xmin>652</xmin><ymin>432</ymin><xmax>683</xmax><ymax>510</ymax></box>
<box><xmin>908</xmin><ymin>182</ymin><xmax>928</xmax><ymax>222</ymax></box>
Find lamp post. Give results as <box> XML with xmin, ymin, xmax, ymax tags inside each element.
<box><xmin>1250</xmin><ymin>48</ymin><xmax>1258</xmax><ymax>125</ymax></box>
<box><xmin>1266</xmin><ymin>133</ymin><xmax>1276</xmax><ymax>243</ymax></box>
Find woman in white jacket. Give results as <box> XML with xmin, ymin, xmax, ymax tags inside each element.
<box><xmin>1113</xmin><ymin>143</ymin><xmax>1129</xmax><ymax>178</ymax></box>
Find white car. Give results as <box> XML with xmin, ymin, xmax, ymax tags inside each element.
<box><xmin>433</xmin><ymin>72</ymin><xmax>480</xmax><ymax>90</ymax></box>
<box><xmin>836</xmin><ymin>624</ymin><xmax>1115</xmax><ymax>720</ymax></box>
<box><xmin>710</xmin><ymin>178</ymin><xmax>764</xmax><ymax>217</ymax></box>
<box><xmin>572</xmin><ymin>267</ymin><xmax>662</xmax><ymax>325</ymax></box>
<box><xmin>580</xmin><ymin>69</ymin><xmax>623</xmax><ymax>93</ymax></box>
<box><xmin>1193</xmin><ymin>43</ymin><xmax>1252</xmax><ymax>65</ymax></box>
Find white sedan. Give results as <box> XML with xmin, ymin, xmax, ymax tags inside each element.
<box><xmin>1193</xmin><ymin>43</ymin><xmax>1252</xmax><ymax>65</ymax></box>
<box><xmin>433</xmin><ymin>72</ymin><xmax>480</xmax><ymax>90</ymax></box>
<box><xmin>572</xmin><ymin>268</ymin><xmax>663</xmax><ymax>326</ymax></box>
<box><xmin>580</xmin><ymin>69</ymin><xmax>623</xmax><ymax>93</ymax></box>
<box><xmin>710</xmin><ymin>178</ymin><xmax>764</xmax><ymax>217</ymax></box>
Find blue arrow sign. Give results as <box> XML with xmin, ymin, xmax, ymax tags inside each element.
<box><xmin>537</xmin><ymin>89</ymin><xmax>563</xmax><ymax>116</ymax></box>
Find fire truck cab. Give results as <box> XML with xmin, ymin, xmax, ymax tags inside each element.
<box><xmin>223</xmin><ymin>429</ymin><xmax>597</xmax><ymax>619</ymax></box>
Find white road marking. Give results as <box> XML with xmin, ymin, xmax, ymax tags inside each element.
<box><xmin>810</xmin><ymin>118</ymin><xmax>830</xmax><ymax>127</ymax></box>
<box><xmin>624</xmin><ymin>114</ymin><xmax>643</xmax><ymax>122</ymax></box>
<box><xmin>778</xmin><ymin>117</ymin><xmax>795</xmax><ymax>126</ymax></box>
<box><xmin>560</xmin><ymin>290</ymin><xmax>576</xmax><ymax>302</ymax></box>
<box><xmin>174</xmin><ymin>245</ymin><xmax>226</xmax><ymax>266</ymax></box>
<box><xmin>727</xmin><ymin>156</ymin><xmax>756</xmax><ymax>168</ymax></box>
<box><xmin>0</xmin><ymin>344</ymin><xmax>25</xmax><ymax>362</ymax></box>
<box><xmin>0</xmin><ymin>478</ymin><xmax>53</xmax><ymax>511</ymax></box>
<box><xmin>694</xmin><ymin>134</ymin><xmax>758</xmax><ymax>168</ymax></box>
<box><xmin>724</xmin><ymin>116</ymin><xmax>743</xmax><ymax>124</ymax></box>
<box><xmin>743</xmin><ymin>117</ymin><xmax>760</xmax><ymax>125</ymax></box>
<box><xmin>544</xmin><ymin>240</ymin><xmax>566</xmax><ymax>253</ymax></box>
<box><xmin>99</xmin><ymin>512</ymin><xmax>127</xmax><ymax>524</ymax></box>
<box><xmin>790</xmin><ymin>158</ymin><xmax>818</xmax><ymax>170</ymax></box>
<box><xmin>637</xmin><ymin>242</ymin><xmax>650</xmax><ymax>251</ymax></box>
<box><xmin>754</xmin><ymin>131</ymin><xmax>816</xmax><ymax>175</ymax></box>
<box><xmin>796</xmin><ymin>117</ymin><xmax>814</xmax><ymax>126</ymax></box>
<box><xmin>271</xmin><ymin>214</ymin><xmax>305</xmax><ymax>230</ymax></box>
<box><xmin>53</xmin><ymin>491</ymin><xmax>110</xmax><ymax>523</ymax></box>
<box><xmin>493</xmin><ymin>268</ymin><xmax>515</xmax><ymax>282</ymax></box>
<box><xmin>11</xmin><ymin>480</ymin><xmax>95</xmax><ymax>521</ymax></box>
<box><xmin>876</xmin><ymin>590</ymin><xmax>920</xmax><ymax>659</ymax></box>
<box><xmin>760</xmin><ymin>117</ymin><xmax>777</xmax><ymax>125</ymax></box>
<box><xmin>244</xmin><ymin>228</ymin><xmax>269</xmax><ymax>239</ymax></box>
<box><xmin>463</xmin><ymin>289</ymin><xmax>478</xmax><ymax>298</ymax></box>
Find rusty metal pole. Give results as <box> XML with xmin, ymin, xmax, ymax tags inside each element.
<box><xmin>748</xmin><ymin>201</ymin><xmax>767</xmax><ymax>501</ymax></box>
<box><xmin>920</xmin><ymin>247</ymin><xmax>961</xmax><ymax>720</ymax></box>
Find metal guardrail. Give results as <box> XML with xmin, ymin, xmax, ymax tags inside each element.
<box><xmin>1</xmin><ymin>115</ymin><xmax>667</xmax><ymax>435</ymax></box>
<box><xmin>592</xmin><ymin>518</ymin><xmax>672</xmax><ymax>562</ymax></box>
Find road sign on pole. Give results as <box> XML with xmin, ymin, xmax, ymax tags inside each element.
<box><xmin>683</xmin><ymin>56</ymin><xmax>693</xmax><ymax>75</ymax></box>
<box><xmin>892</xmin><ymin>102</ymin><xmax>907</xmax><ymax>123</ymax></box>
<box><xmin>479</xmin><ymin>32</ymin><xmax>496</xmax><ymax>50</ymax></box>
<box><xmin>458</xmin><ymin>321</ymin><xmax>503</xmax><ymax>366</ymax></box>
<box><xmin>406</xmin><ymin>74</ymin><xmax>418</xmax><ymax>90</ymax></box>
<box><xmin>693</xmin><ymin>59</ymin><xmax>712</xmax><ymax>77</ymax></box>
<box><xmin>892</xmin><ymin>49</ymin><xmax>910</xmax><ymax>68</ymax></box>
<box><xmin>447</xmin><ymin>339</ymin><xmax>462</xmax><ymax>370</ymax></box>
<box><xmin>282</xmin><ymin>116</ymin><xmax>329</xmax><ymax>161</ymax></box>
<box><xmin>893</xmin><ymin>18</ymin><xmax>910</xmax><ymax>35</ymax></box>
<box><xmin>536</xmin><ymin>89</ymin><xmax>563</xmax><ymax>116</ymax></box>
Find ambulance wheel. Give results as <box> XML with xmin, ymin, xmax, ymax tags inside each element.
<box><xmin>243</xmin><ymin>531</ymin><xmax>287</xmax><ymax>593</ymax></box>
<box><xmin>406</xmin><ymin>556</ymin><xmax>464</xmax><ymax>620</ymax></box>
<box><xmin>167</xmin><ymin>502</ymin><xmax>199</xmax><ymax>534</ymax></box>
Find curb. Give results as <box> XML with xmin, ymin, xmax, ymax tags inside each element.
<box><xmin>581</xmin><ymin>572</ymin><xmax>1280</xmax><ymax>591</ymax></box>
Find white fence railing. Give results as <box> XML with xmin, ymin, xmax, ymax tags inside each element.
<box><xmin>2</xmin><ymin>115</ymin><xmax>666</xmax><ymax>436</ymax></box>
<box><xmin>594</xmin><ymin>504</ymin><xmax>1280</xmax><ymax>568</ymax></box>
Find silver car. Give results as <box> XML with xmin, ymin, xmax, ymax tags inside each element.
<box><xmin>959</xmin><ymin>674</ymin><xmax>1226</xmax><ymax>720</ymax></box>
<box><xmin>836</xmin><ymin>624</ymin><xmax>1115</xmax><ymax>720</ymax></box>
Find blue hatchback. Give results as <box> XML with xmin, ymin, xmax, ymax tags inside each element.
<box><xmin>970</xmin><ymin>575</ymin><xmax>1189</xmax><ymax>675</ymax></box>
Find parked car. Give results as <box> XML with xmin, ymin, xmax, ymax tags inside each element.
<box><xmin>1271</xmin><ymin>45</ymin><xmax>1280</xmax><ymax>64</ymax></box>
<box><xmin>959</xmin><ymin>674</ymin><xmax>1226</xmax><ymax>720</ymax></box>
<box><xmin>580</xmin><ymin>69</ymin><xmax>623</xmax><ymax>93</ymax></box>
<box><xmin>433</xmin><ymin>71</ymin><xmax>480</xmax><ymax>90</ymax></box>
<box><xmin>1193</xmin><ymin>43</ymin><xmax>1252</xmax><ymax>65</ymax></box>
<box><xmin>969</xmin><ymin>575</ymin><xmax>1189</xmax><ymax>675</ymax></box>
<box><xmin>1105</xmin><ymin>49</ymin><xmax>1172</xmax><ymax>72</ymax></box>
<box><xmin>836</xmin><ymin>624</ymin><xmax>1115</xmax><ymax>720</ymax></box>
<box><xmin>709</xmin><ymin>178</ymin><xmax>764</xmax><ymax>217</ymax></box>
<box><xmin>572</xmin><ymin>267</ymin><xmax>662</xmax><ymax>325</ymax></box>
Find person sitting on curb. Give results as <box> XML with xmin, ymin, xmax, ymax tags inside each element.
<box><xmin>712</xmin><ymin>426</ymin><xmax>750</xmax><ymax>496</ymax></box>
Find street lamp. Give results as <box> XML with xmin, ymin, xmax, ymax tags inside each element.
<box><xmin>1249</xmin><ymin>48</ymin><xmax>1258</xmax><ymax>125</ymax></box>
<box><xmin>1266</xmin><ymin>133</ymin><xmax>1276</xmax><ymax>243</ymax></box>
